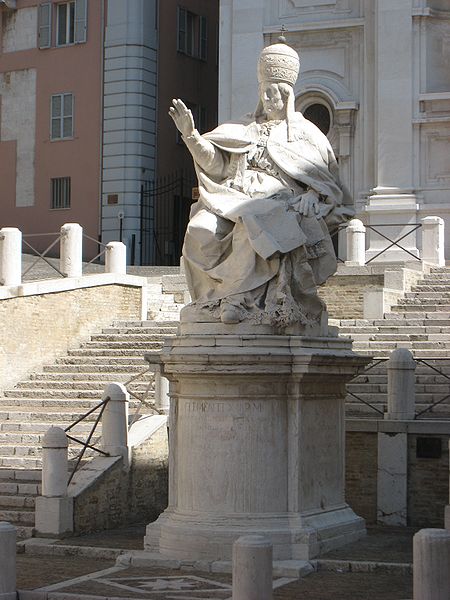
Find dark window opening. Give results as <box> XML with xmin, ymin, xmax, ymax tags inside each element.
<box><xmin>303</xmin><ymin>103</ymin><xmax>331</xmax><ymax>136</ymax></box>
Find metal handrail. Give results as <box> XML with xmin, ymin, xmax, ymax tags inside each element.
<box><xmin>22</xmin><ymin>235</ymin><xmax>65</xmax><ymax>278</ymax></box>
<box><xmin>65</xmin><ymin>397</ymin><xmax>110</xmax><ymax>485</ymax></box>
<box><xmin>365</xmin><ymin>223</ymin><xmax>422</xmax><ymax>264</ymax></box>
<box><xmin>414</xmin><ymin>358</ymin><xmax>450</xmax><ymax>419</ymax></box>
<box><xmin>347</xmin><ymin>358</ymin><xmax>389</xmax><ymax>416</ymax></box>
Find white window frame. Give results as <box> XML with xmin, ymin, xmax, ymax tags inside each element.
<box><xmin>50</xmin><ymin>93</ymin><xmax>74</xmax><ymax>141</ymax></box>
<box><xmin>56</xmin><ymin>1</ymin><xmax>76</xmax><ymax>46</ymax></box>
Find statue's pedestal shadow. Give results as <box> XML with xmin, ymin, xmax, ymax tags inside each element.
<box><xmin>144</xmin><ymin>323</ymin><xmax>370</xmax><ymax>563</ymax></box>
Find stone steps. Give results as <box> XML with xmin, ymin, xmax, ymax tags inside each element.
<box><xmin>0</xmin><ymin>291</ymin><xmax>179</xmax><ymax>537</ymax></box>
<box><xmin>341</xmin><ymin>267</ymin><xmax>450</xmax><ymax>417</ymax></box>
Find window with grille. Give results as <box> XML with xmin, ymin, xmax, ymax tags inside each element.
<box><xmin>51</xmin><ymin>177</ymin><xmax>71</xmax><ymax>209</ymax></box>
<box><xmin>51</xmin><ymin>93</ymin><xmax>74</xmax><ymax>140</ymax></box>
<box><xmin>177</xmin><ymin>7</ymin><xmax>207</xmax><ymax>60</ymax></box>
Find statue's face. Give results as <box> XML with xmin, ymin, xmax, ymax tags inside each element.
<box><xmin>260</xmin><ymin>83</ymin><xmax>285</xmax><ymax>118</ymax></box>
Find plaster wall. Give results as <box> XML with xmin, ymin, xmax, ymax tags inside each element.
<box><xmin>0</xmin><ymin>1</ymin><xmax>103</xmax><ymax>259</ymax></box>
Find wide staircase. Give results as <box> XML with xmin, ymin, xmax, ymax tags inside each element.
<box><xmin>0</xmin><ymin>268</ymin><xmax>449</xmax><ymax>536</ymax></box>
<box><xmin>341</xmin><ymin>267</ymin><xmax>450</xmax><ymax>418</ymax></box>
<box><xmin>0</xmin><ymin>273</ymin><xmax>185</xmax><ymax>539</ymax></box>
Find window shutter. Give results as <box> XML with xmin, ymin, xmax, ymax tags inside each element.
<box><xmin>74</xmin><ymin>0</ymin><xmax>88</xmax><ymax>43</ymax></box>
<box><xmin>177</xmin><ymin>7</ymin><xmax>187</xmax><ymax>53</ymax></box>
<box><xmin>200</xmin><ymin>16</ymin><xmax>207</xmax><ymax>61</ymax></box>
<box><xmin>38</xmin><ymin>2</ymin><xmax>52</xmax><ymax>49</ymax></box>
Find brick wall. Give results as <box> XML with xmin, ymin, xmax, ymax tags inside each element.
<box><xmin>345</xmin><ymin>431</ymin><xmax>378</xmax><ymax>523</ymax></box>
<box><xmin>408</xmin><ymin>434</ymin><xmax>449</xmax><ymax>528</ymax></box>
<box><xmin>319</xmin><ymin>275</ymin><xmax>384</xmax><ymax>319</ymax></box>
<box><xmin>0</xmin><ymin>284</ymin><xmax>142</xmax><ymax>391</ymax></box>
<box><xmin>73</xmin><ymin>426</ymin><xmax>169</xmax><ymax>534</ymax></box>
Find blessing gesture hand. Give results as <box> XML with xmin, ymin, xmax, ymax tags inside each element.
<box><xmin>169</xmin><ymin>99</ymin><xmax>195</xmax><ymax>137</ymax></box>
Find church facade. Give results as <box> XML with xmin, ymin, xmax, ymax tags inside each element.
<box><xmin>219</xmin><ymin>0</ymin><xmax>450</xmax><ymax>261</ymax></box>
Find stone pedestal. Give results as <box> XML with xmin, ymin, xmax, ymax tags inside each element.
<box><xmin>144</xmin><ymin>327</ymin><xmax>368</xmax><ymax>561</ymax></box>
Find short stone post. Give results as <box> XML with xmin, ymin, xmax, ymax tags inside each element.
<box><xmin>345</xmin><ymin>218</ymin><xmax>366</xmax><ymax>266</ymax></box>
<box><xmin>386</xmin><ymin>348</ymin><xmax>416</xmax><ymax>420</ymax></box>
<box><xmin>154</xmin><ymin>367</ymin><xmax>170</xmax><ymax>413</ymax></box>
<box><xmin>105</xmin><ymin>241</ymin><xmax>127</xmax><ymax>274</ymax></box>
<box><xmin>0</xmin><ymin>227</ymin><xmax>22</xmax><ymax>287</ymax></box>
<box><xmin>413</xmin><ymin>529</ymin><xmax>450</xmax><ymax>600</ymax></box>
<box><xmin>35</xmin><ymin>427</ymin><xmax>73</xmax><ymax>537</ymax></box>
<box><xmin>0</xmin><ymin>522</ymin><xmax>16</xmax><ymax>600</ymax></box>
<box><xmin>60</xmin><ymin>223</ymin><xmax>83</xmax><ymax>278</ymax></box>
<box><xmin>421</xmin><ymin>216</ymin><xmax>445</xmax><ymax>267</ymax></box>
<box><xmin>101</xmin><ymin>383</ymin><xmax>129</xmax><ymax>467</ymax></box>
<box><xmin>445</xmin><ymin>440</ymin><xmax>450</xmax><ymax>531</ymax></box>
<box><xmin>232</xmin><ymin>535</ymin><xmax>273</xmax><ymax>600</ymax></box>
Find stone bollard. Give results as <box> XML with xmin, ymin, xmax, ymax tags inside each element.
<box><xmin>446</xmin><ymin>440</ymin><xmax>450</xmax><ymax>531</ymax></box>
<box><xmin>385</xmin><ymin>348</ymin><xmax>416</xmax><ymax>420</ymax></box>
<box><xmin>232</xmin><ymin>535</ymin><xmax>273</xmax><ymax>600</ymax></box>
<box><xmin>345</xmin><ymin>219</ymin><xmax>366</xmax><ymax>266</ymax></box>
<box><xmin>0</xmin><ymin>522</ymin><xmax>16</xmax><ymax>600</ymax></box>
<box><xmin>154</xmin><ymin>367</ymin><xmax>170</xmax><ymax>414</ymax></box>
<box><xmin>421</xmin><ymin>216</ymin><xmax>445</xmax><ymax>267</ymax></box>
<box><xmin>0</xmin><ymin>227</ymin><xmax>22</xmax><ymax>287</ymax></box>
<box><xmin>35</xmin><ymin>427</ymin><xmax>73</xmax><ymax>537</ymax></box>
<box><xmin>105</xmin><ymin>241</ymin><xmax>127</xmax><ymax>275</ymax></box>
<box><xmin>102</xmin><ymin>383</ymin><xmax>129</xmax><ymax>466</ymax></box>
<box><xmin>60</xmin><ymin>223</ymin><xmax>83</xmax><ymax>277</ymax></box>
<box><xmin>413</xmin><ymin>529</ymin><xmax>450</xmax><ymax>600</ymax></box>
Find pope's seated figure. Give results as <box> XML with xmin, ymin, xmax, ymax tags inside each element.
<box><xmin>169</xmin><ymin>40</ymin><xmax>354</xmax><ymax>329</ymax></box>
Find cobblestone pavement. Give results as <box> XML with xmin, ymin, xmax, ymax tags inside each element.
<box><xmin>15</xmin><ymin>526</ymin><xmax>414</xmax><ymax>599</ymax></box>
<box><xmin>17</xmin><ymin>560</ymin><xmax>412</xmax><ymax>599</ymax></box>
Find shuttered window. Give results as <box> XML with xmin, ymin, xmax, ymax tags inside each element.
<box><xmin>51</xmin><ymin>93</ymin><xmax>74</xmax><ymax>140</ymax></box>
<box><xmin>74</xmin><ymin>0</ymin><xmax>87</xmax><ymax>43</ymax></box>
<box><xmin>51</xmin><ymin>177</ymin><xmax>71</xmax><ymax>209</ymax></box>
<box><xmin>177</xmin><ymin>7</ymin><xmax>207</xmax><ymax>61</ymax></box>
<box><xmin>38</xmin><ymin>2</ymin><xmax>52</xmax><ymax>49</ymax></box>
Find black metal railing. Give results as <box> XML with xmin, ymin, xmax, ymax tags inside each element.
<box><xmin>65</xmin><ymin>397</ymin><xmax>110</xmax><ymax>485</ymax></box>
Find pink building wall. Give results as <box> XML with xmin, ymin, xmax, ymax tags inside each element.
<box><xmin>0</xmin><ymin>0</ymin><xmax>104</xmax><ymax>258</ymax></box>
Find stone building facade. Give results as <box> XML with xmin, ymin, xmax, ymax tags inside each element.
<box><xmin>219</xmin><ymin>0</ymin><xmax>450</xmax><ymax>261</ymax></box>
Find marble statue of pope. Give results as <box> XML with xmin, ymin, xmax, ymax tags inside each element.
<box><xmin>169</xmin><ymin>40</ymin><xmax>354</xmax><ymax>328</ymax></box>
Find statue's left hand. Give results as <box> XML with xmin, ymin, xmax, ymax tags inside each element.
<box><xmin>297</xmin><ymin>190</ymin><xmax>320</xmax><ymax>218</ymax></box>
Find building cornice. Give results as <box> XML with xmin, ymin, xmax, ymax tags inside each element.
<box><xmin>263</xmin><ymin>18</ymin><xmax>365</xmax><ymax>34</ymax></box>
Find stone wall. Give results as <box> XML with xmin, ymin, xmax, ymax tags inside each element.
<box><xmin>408</xmin><ymin>434</ymin><xmax>449</xmax><ymax>528</ymax></box>
<box><xmin>346</xmin><ymin>429</ymin><xmax>450</xmax><ymax>527</ymax></box>
<box><xmin>319</xmin><ymin>274</ymin><xmax>384</xmax><ymax>319</ymax></box>
<box><xmin>73</xmin><ymin>425</ymin><xmax>168</xmax><ymax>534</ymax></box>
<box><xmin>0</xmin><ymin>283</ymin><xmax>142</xmax><ymax>391</ymax></box>
<box><xmin>345</xmin><ymin>431</ymin><xmax>378</xmax><ymax>523</ymax></box>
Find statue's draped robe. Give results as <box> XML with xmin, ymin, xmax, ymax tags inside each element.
<box><xmin>182</xmin><ymin>112</ymin><xmax>353</xmax><ymax>326</ymax></box>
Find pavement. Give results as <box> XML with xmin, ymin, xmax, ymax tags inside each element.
<box><xmin>14</xmin><ymin>525</ymin><xmax>414</xmax><ymax>599</ymax></box>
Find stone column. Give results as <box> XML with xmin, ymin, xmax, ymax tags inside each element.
<box><xmin>413</xmin><ymin>529</ymin><xmax>450</xmax><ymax>600</ymax></box>
<box><xmin>35</xmin><ymin>427</ymin><xmax>73</xmax><ymax>537</ymax></box>
<box><xmin>101</xmin><ymin>383</ymin><xmax>129</xmax><ymax>466</ymax></box>
<box><xmin>105</xmin><ymin>241</ymin><xmax>127</xmax><ymax>274</ymax></box>
<box><xmin>232</xmin><ymin>535</ymin><xmax>273</xmax><ymax>600</ymax></box>
<box><xmin>0</xmin><ymin>227</ymin><xmax>22</xmax><ymax>286</ymax></box>
<box><xmin>386</xmin><ymin>348</ymin><xmax>416</xmax><ymax>421</ymax></box>
<box><xmin>345</xmin><ymin>219</ymin><xmax>366</xmax><ymax>266</ymax></box>
<box><xmin>365</xmin><ymin>0</ymin><xmax>419</xmax><ymax>262</ymax></box>
<box><xmin>377</xmin><ymin>432</ymin><xmax>408</xmax><ymax>526</ymax></box>
<box><xmin>0</xmin><ymin>522</ymin><xmax>16</xmax><ymax>600</ymax></box>
<box><xmin>60</xmin><ymin>223</ymin><xmax>83</xmax><ymax>278</ymax></box>
<box><xmin>145</xmin><ymin>329</ymin><xmax>368</xmax><ymax>560</ymax></box>
<box><xmin>421</xmin><ymin>216</ymin><xmax>445</xmax><ymax>267</ymax></box>
<box><xmin>154</xmin><ymin>368</ymin><xmax>170</xmax><ymax>414</ymax></box>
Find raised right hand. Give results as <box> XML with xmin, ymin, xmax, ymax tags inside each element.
<box><xmin>169</xmin><ymin>99</ymin><xmax>195</xmax><ymax>137</ymax></box>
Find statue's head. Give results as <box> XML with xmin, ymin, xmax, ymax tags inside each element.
<box><xmin>255</xmin><ymin>40</ymin><xmax>299</xmax><ymax>138</ymax></box>
<box><xmin>257</xmin><ymin>41</ymin><xmax>300</xmax><ymax>89</ymax></box>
